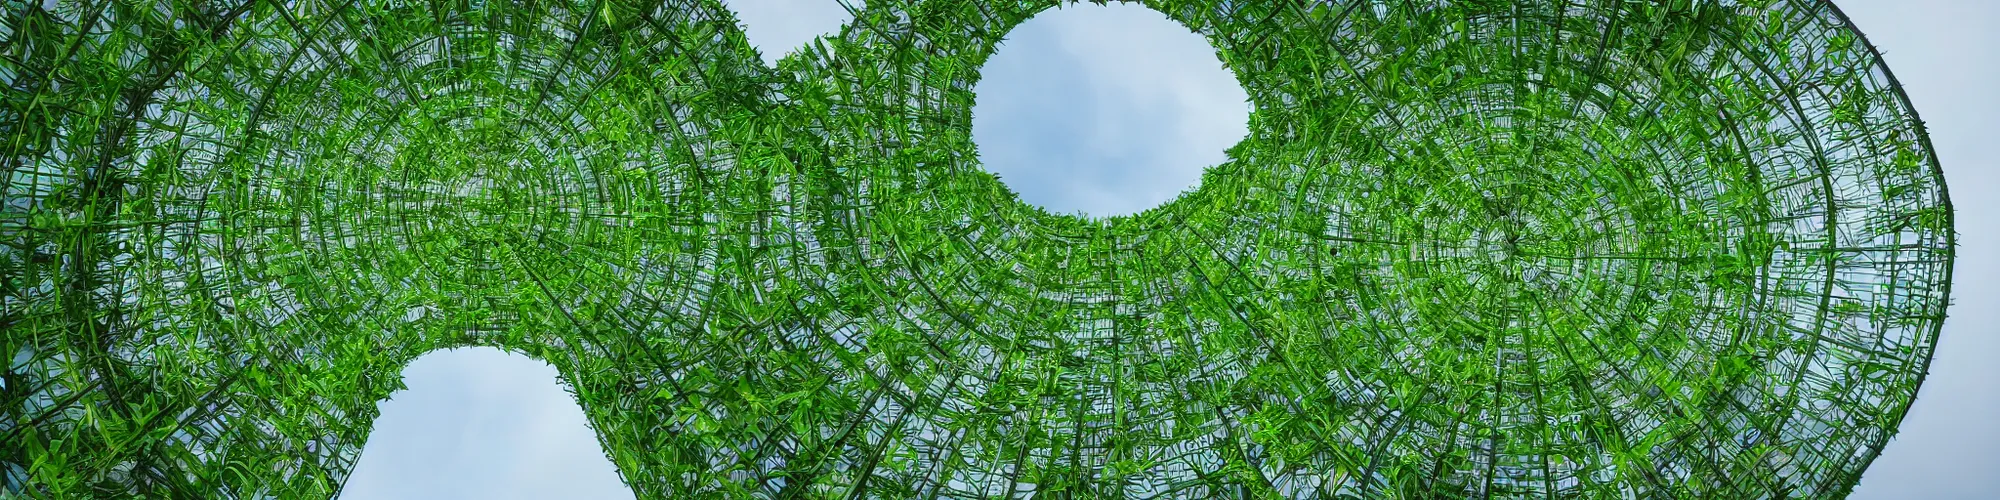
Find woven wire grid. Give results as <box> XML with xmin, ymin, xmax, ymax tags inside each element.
<box><xmin>0</xmin><ymin>0</ymin><xmax>1954</xmax><ymax>498</ymax></box>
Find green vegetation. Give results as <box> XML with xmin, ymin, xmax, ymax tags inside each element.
<box><xmin>0</xmin><ymin>0</ymin><xmax>1953</xmax><ymax>498</ymax></box>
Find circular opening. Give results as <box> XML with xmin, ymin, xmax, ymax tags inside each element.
<box><xmin>344</xmin><ymin>347</ymin><xmax>633</xmax><ymax>499</ymax></box>
<box><xmin>970</xmin><ymin>2</ymin><xmax>1250</xmax><ymax>218</ymax></box>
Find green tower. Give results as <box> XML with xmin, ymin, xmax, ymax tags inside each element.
<box><xmin>0</xmin><ymin>0</ymin><xmax>1955</xmax><ymax>498</ymax></box>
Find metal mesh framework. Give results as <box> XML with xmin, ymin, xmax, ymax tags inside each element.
<box><xmin>0</xmin><ymin>0</ymin><xmax>1955</xmax><ymax>497</ymax></box>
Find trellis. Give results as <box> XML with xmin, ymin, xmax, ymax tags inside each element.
<box><xmin>0</xmin><ymin>0</ymin><xmax>1954</xmax><ymax>498</ymax></box>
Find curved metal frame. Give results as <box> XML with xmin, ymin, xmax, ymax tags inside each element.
<box><xmin>0</xmin><ymin>0</ymin><xmax>1953</xmax><ymax>498</ymax></box>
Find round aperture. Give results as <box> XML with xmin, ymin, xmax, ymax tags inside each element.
<box><xmin>968</xmin><ymin>2</ymin><xmax>1250</xmax><ymax>218</ymax></box>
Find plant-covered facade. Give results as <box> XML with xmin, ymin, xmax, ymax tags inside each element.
<box><xmin>0</xmin><ymin>0</ymin><xmax>1954</xmax><ymax>498</ymax></box>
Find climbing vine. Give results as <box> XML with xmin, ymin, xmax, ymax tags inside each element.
<box><xmin>0</xmin><ymin>0</ymin><xmax>1954</xmax><ymax>498</ymax></box>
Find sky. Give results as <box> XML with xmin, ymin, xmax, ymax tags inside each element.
<box><xmin>1827</xmin><ymin>1</ymin><xmax>1999</xmax><ymax>498</ymax></box>
<box><xmin>338</xmin><ymin>1</ymin><xmax>2000</xmax><ymax>498</ymax></box>
<box><xmin>969</xmin><ymin>2</ymin><xmax>1247</xmax><ymax>217</ymax></box>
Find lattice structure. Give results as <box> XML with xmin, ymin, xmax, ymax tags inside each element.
<box><xmin>0</xmin><ymin>0</ymin><xmax>1955</xmax><ymax>498</ymax></box>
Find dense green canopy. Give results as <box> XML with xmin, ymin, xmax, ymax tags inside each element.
<box><xmin>1</xmin><ymin>0</ymin><xmax>1954</xmax><ymax>498</ymax></box>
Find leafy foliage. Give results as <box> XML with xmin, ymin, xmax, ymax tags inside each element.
<box><xmin>0</xmin><ymin>0</ymin><xmax>1953</xmax><ymax>498</ymax></box>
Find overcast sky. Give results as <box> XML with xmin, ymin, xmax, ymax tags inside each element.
<box><xmin>339</xmin><ymin>1</ymin><xmax>1999</xmax><ymax>498</ymax></box>
<box><xmin>1830</xmin><ymin>1</ymin><xmax>1998</xmax><ymax>498</ymax></box>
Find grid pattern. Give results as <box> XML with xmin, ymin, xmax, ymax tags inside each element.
<box><xmin>0</xmin><ymin>0</ymin><xmax>1954</xmax><ymax>498</ymax></box>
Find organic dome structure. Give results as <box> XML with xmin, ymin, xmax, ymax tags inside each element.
<box><xmin>0</xmin><ymin>0</ymin><xmax>1955</xmax><ymax>498</ymax></box>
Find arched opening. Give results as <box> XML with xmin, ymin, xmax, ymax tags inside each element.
<box><xmin>340</xmin><ymin>347</ymin><xmax>633</xmax><ymax>499</ymax></box>
<box><xmin>725</xmin><ymin>0</ymin><xmax>860</xmax><ymax>66</ymax></box>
